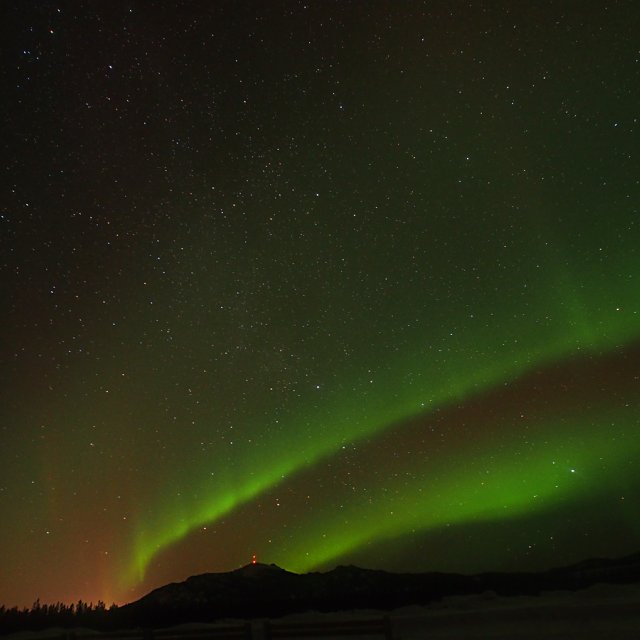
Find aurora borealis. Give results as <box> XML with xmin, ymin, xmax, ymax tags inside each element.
<box><xmin>2</xmin><ymin>0</ymin><xmax>640</xmax><ymax>609</ymax></box>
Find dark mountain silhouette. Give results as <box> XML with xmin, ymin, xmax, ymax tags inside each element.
<box><xmin>3</xmin><ymin>553</ymin><xmax>640</xmax><ymax>634</ymax></box>
<box><xmin>112</xmin><ymin>552</ymin><xmax>640</xmax><ymax>628</ymax></box>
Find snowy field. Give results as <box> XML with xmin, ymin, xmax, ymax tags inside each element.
<box><xmin>6</xmin><ymin>582</ymin><xmax>640</xmax><ymax>640</ymax></box>
<box><xmin>388</xmin><ymin>582</ymin><xmax>640</xmax><ymax>639</ymax></box>
<box><xmin>261</xmin><ymin>582</ymin><xmax>640</xmax><ymax>639</ymax></box>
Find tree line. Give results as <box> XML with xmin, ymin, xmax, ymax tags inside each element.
<box><xmin>0</xmin><ymin>599</ymin><xmax>120</xmax><ymax>635</ymax></box>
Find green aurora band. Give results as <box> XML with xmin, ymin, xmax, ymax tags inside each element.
<box><xmin>277</xmin><ymin>409</ymin><xmax>640</xmax><ymax>573</ymax></box>
<box><xmin>123</xmin><ymin>255</ymin><xmax>640</xmax><ymax>588</ymax></box>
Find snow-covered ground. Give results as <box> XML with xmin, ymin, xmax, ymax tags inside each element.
<box><xmin>388</xmin><ymin>582</ymin><xmax>640</xmax><ymax>639</ymax></box>
<box><xmin>256</xmin><ymin>582</ymin><xmax>640</xmax><ymax>639</ymax></box>
<box><xmin>7</xmin><ymin>582</ymin><xmax>640</xmax><ymax>640</ymax></box>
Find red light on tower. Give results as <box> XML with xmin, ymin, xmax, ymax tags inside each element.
<box><xmin>251</xmin><ymin>554</ymin><xmax>257</xmax><ymax>565</ymax></box>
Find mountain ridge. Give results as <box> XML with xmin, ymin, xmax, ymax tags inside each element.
<box><xmin>114</xmin><ymin>551</ymin><xmax>640</xmax><ymax>627</ymax></box>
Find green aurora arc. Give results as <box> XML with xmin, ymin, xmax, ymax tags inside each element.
<box><xmin>279</xmin><ymin>407</ymin><xmax>640</xmax><ymax>574</ymax></box>
<box><xmin>124</xmin><ymin>249</ymin><xmax>640</xmax><ymax>589</ymax></box>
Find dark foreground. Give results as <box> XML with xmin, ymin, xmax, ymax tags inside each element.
<box><xmin>2</xmin><ymin>553</ymin><xmax>640</xmax><ymax>635</ymax></box>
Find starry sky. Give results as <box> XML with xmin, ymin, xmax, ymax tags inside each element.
<box><xmin>2</xmin><ymin>1</ymin><xmax>639</xmax><ymax>608</ymax></box>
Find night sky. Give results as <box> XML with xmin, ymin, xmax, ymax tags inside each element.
<box><xmin>2</xmin><ymin>1</ymin><xmax>640</xmax><ymax>608</ymax></box>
